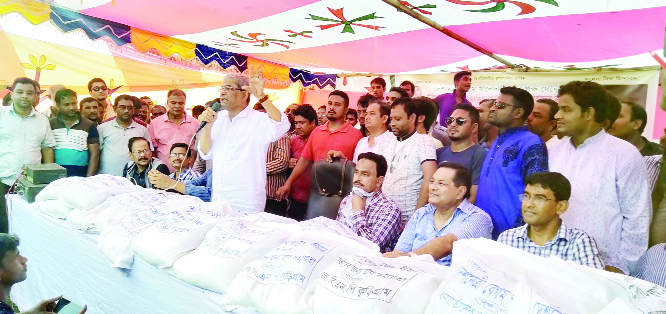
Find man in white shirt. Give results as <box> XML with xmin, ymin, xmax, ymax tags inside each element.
<box><xmin>549</xmin><ymin>80</ymin><xmax>650</xmax><ymax>274</ymax></box>
<box><xmin>380</xmin><ymin>98</ymin><xmax>437</xmax><ymax>223</ymax></box>
<box><xmin>0</xmin><ymin>78</ymin><xmax>56</xmax><ymax>233</ymax></box>
<box><xmin>198</xmin><ymin>67</ymin><xmax>290</xmax><ymax>213</ymax></box>
<box><xmin>353</xmin><ymin>99</ymin><xmax>393</xmax><ymax>162</ymax></box>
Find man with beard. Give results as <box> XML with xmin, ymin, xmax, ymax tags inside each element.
<box><xmin>435</xmin><ymin>71</ymin><xmax>472</xmax><ymax>122</ymax></box>
<box><xmin>275</xmin><ymin>90</ymin><xmax>363</xmax><ymax>219</ymax></box>
<box><xmin>436</xmin><ymin>104</ymin><xmax>486</xmax><ymax>204</ymax></box>
<box><xmin>97</xmin><ymin>95</ymin><xmax>152</xmax><ymax>176</ymax></box>
<box><xmin>476</xmin><ymin>87</ymin><xmax>548</xmax><ymax>239</ymax></box>
<box><xmin>79</xmin><ymin>97</ymin><xmax>102</xmax><ymax>125</ymax></box>
<box><xmin>123</xmin><ymin>137</ymin><xmax>169</xmax><ymax>188</ymax></box>
<box><xmin>379</xmin><ymin>98</ymin><xmax>437</xmax><ymax>224</ymax></box>
<box><xmin>50</xmin><ymin>89</ymin><xmax>99</xmax><ymax>177</ymax></box>
<box><xmin>336</xmin><ymin>152</ymin><xmax>401</xmax><ymax>253</ymax></box>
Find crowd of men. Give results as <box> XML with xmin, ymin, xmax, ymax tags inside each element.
<box><xmin>1</xmin><ymin>69</ymin><xmax>665</xmax><ymax>291</ymax></box>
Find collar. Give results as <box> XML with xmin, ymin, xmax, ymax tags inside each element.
<box><xmin>517</xmin><ymin>221</ymin><xmax>569</xmax><ymax>242</ymax></box>
<box><xmin>112</xmin><ymin>118</ymin><xmax>137</xmax><ymax>129</ymax></box>
<box><xmin>567</xmin><ymin>129</ymin><xmax>606</xmax><ymax>149</ymax></box>
<box><xmin>56</xmin><ymin>112</ymin><xmax>82</xmax><ymax>126</ymax></box>
<box><xmin>397</xmin><ymin>130</ymin><xmax>417</xmax><ymax>142</ymax></box>
<box><xmin>235</xmin><ymin>105</ymin><xmax>253</xmax><ymax>119</ymax></box>
<box><xmin>426</xmin><ymin>199</ymin><xmax>473</xmax><ymax>215</ymax></box>
<box><xmin>499</xmin><ymin>126</ymin><xmax>528</xmax><ymax>137</ymax></box>
<box><xmin>162</xmin><ymin>112</ymin><xmax>194</xmax><ymax>124</ymax></box>
<box><xmin>9</xmin><ymin>104</ymin><xmax>36</xmax><ymax>117</ymax></box>
<box><xmin>319</xmin><ymin>121</ymin><xmax>353</xmax><ymax>134</ymax></box>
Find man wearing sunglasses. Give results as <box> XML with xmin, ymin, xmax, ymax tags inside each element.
<box><xmin>476</xmin><ymin>86</ymin><xmax>549</xmax><ymax>239</ymax></box>
<box><xmin>87</xmin><ymin>78</ymin><xmax>114</xmax><ymax>121</ymax></box>
<box><xmin>498</xmin><ymin>172</ymin><xmax>604</xmax><ymax>269</ymax></box>
<box><xmin>436</xmin><ymin>104</ymin><xmax>486</xmax><ymax>204</ymax></box>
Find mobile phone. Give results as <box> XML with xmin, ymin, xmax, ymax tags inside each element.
<box><xmin>53</xmin><ymin>298</ymin><xmax>84</xmax><ymax>314</ymax></box>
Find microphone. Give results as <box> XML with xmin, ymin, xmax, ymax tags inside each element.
<box><xmin>196</xmin><ymin>101</ymin><xmax>221</xmax><ymax>133</ymax></box>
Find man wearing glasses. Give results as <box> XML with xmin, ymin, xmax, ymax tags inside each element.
<box><xmin>87</xmin><ymin>78</ymin><xmax>114</xmax><ymax>121</ymax></box>
<box><xmin>122</xmin><ymin>137</ymin><xmax>169</xmax><ymax>189</ymax></box>
<box><xmin>475</xmin><ymin>86</ymin><xmax>549</xmax><ymax>239</ymax></box>
<box><xmin>436</xmin><ymin>104</ymin><xmax>487</xmax><ymax>204</ymax></box>
<box><xmin>197</xmin><ymin>67</ymin><xmax>290</xmax><ymax>213</ymax></box>
<box><xmin>498</xmin><ymin>172</ymin><xmax>604</xmax><ymax>269</ymax></box>
<box><xmin>97</xmin><ymin>95</ymin><xmax>153</xmax><ymax>176</ymax></box>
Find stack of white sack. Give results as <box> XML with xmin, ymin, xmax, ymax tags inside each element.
<box><xmin>131</xmin><ymin>201</ymin><xmax>236</xmax><ymax>268</ymax></box>
<box><xmin>57</xmin><ymin>175</ymin><xmax>136</xmax><ymax>211</ymax></box>
<box><xmin>222</xmin><ymin>231</ymin><xmax>379</xmax><ymax>314</ymax></box>
<box><xmin>33</xmin><ymin>177</ymin><xmax>86</xmax><ymax>218</ymax></box>
<box><xmin>97</xmin><ymin>195</ymin><xmax>204</xmax><ymax>268</ymax></box>
<box><xmin>172</xmin><ymin>216</ymin><xmax>301</xmax><ymax>293</ymax></box>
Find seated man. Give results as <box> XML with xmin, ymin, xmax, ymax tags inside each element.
<box><xmin>632</xmin><ymin>244</ymin><xmax>666</xmax><ymax>287</ymax></box>
<box><xmin>383</xmin><ymin>162</ymin><xmax>493</xmax><ymax>265</ymax></box>
<box><xmin>122</xmin><ymin>137</ymin><xmax>170</xmax><ymax>188</ymax></box>
<box><xmin>0</xmin><ymin>234</ymin><xmax>87</xmax><ymax>314</ymax></box>
<box><xmin>149</xmin><ymin>169</ymin><xmax>213</xmax><ymax>202</ymax></box>
<box><xmin>498</xmin><ymin>172</ymin><xmax>604</xmax><ymax>269</ymax></box>
<box><xmin>168</xmin><ymin>143</ymin><xmax>200</xmax><ymax>183</ymax></box>
<box><xmin>337</xmin><ymin>152</ymin><xmax>401</xmax><ymax>253</ymax></box>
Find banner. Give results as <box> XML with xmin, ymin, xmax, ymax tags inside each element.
<box><xmin>338</xmin><ymin>70</ymin><xmax>661</xmax><ymax>140</ymax></box>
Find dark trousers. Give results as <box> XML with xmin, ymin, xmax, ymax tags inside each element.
<box><xmin>63</xmin><ymin>165</ymin><xmax>88</xmax><ymax>177</ymax></box>
<box><xmin>287</xmin><ymin>198</ymin><xmax>308</xmax><ymax>222</ymax></box>
<box><xmin>0</xmin><ymin>182</ymin><xmax>10</xmax><ymax>233</ymax></box>
<box><xmin>265</xmin><ymin>198</ymin><xmax>289</xmax><ymax>217</ymax></box>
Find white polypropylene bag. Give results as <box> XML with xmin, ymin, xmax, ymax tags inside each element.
<box><xmin>35</xmin><ymin>177</ymin><xmax>85</xmax><ymax>202</ymax></box>
<box><xmin>299</xmin><ymin>217</ymin><xmax>379</xmax><ymax>250</ymax></box>
<box><xmin>97</xmin><ymin>208</ymin><xmax>164</xmax><ymax>268</ymax></box>
<box><xmin>222</xmin><ymin>231</ymin><xmax>379</xmax><ymax>314</ymax></box>
<box><xmin>424</xmin><ymin>238</ymin><xmax>666</xmax><ymax>314</ymax></box>
<box><xmin>246</xmin><ymin>212</ymin><xmax>298</xmax><ymax>224</ymax></box>
<box><xmin>58</xmin><ymin>175</ymin><xmax>136</xmax><ymax>211</ymax></box>
<box><xmin>313</xmin><ymin>254</ymin><xmax>449</xmax><ymax>314</ymax></box>
<box><xmin>66</xmin><ymin>197</ymin><xmax>115</xmax><ymax>231</ymax></box>
<box><xmin>172</xmin><ymin>217</ymin><xmax>300</xmax><ymax>293</ymax></box>
<box><xmin>131</xmin><ymin>203</ymin><xmax>232</xmax><ymax>268</ymax></box>
<box><xmin>32</xmin><ymin>200</ymin><xmax>72</xmax><ymax>219</ymax></box>
<box><xmin>94</xmin><ymin>191</ymin><xmax>184</xmax><ymax>232</ymax></box>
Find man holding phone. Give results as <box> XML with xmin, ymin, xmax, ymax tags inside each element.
<box><xmin>0</xmin><ymin>234</ymin><xmax>86</xmax><ymax>314</ymax></box>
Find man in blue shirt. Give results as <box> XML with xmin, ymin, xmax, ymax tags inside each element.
<box><xmin>434</xmin><ymin>71</ymin><xmax>472</xmax><ymax>123</ymax></box>
<box><xmin>383</xmin><ymin>162</ymin><xmax>493</xmax><ymax>266</ymax></box>
<box><xmin>476</xmin><ymin>86</ymin><xmax>548</xmax><ymax>239</ymax></box>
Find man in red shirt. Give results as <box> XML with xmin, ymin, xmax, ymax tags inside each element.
<box><xmin>276</xmin><ymin>90</ymin><xmax>363</xmax><ymax>220</ymax></box>
<box><xmin>287</xmin><ymin>105</ymin><xmax>318</xmax><ymax>220</ymax></box>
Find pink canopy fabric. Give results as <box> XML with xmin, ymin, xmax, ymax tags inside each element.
<box><xmin>12</xmin><ymin>0</ymin><xmax>666</xmax><ymax>73</ymax></box>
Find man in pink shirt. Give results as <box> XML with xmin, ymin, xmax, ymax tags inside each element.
<box><xmin>277</xmin><ymin>90</ymin><xmax>363</xmax><ymax>219</ymax></box>
<box><xmin>147</xmin><ymin>89</ymin><xmax>199</xmax><ymax>172</ymax></box>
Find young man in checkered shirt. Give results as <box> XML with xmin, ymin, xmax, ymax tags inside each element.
<box><xmin>497</xmin><ymin>172</ymin><xmax>604</xmax><ymax>269</ymax></box>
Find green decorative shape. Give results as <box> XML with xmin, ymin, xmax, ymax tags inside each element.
<box><xmin>416</xmin><ymin>4</ymin><xmax>437</xmax><ymax>9</ymax></box>
<box><xmin>342</xmin><ymin>24</ymin><xmax>355</xmax><ymax>34</ymax></box>
<box><xmin>348</xmin><ymin>12</ymin><xmax>383</xmax><ymax>23</ymax></box>
<box><xmin>306</xmin><ymin>14</ymin><xmax>339</xmax><ymax>23</ymax></box>
<box><xmin>390</xmin><ymin>75</ymin><xmax>395</xmax><ymax>88</ymax></box>
<box><xmin>467</xmin><ymin>2</ymin><xmax>505</xmax><ymax>13</ymax></box>
<box><xmin>534</xmin><ymin>0</ymin><xmax>559</xmax><ymax>6</ymax></box>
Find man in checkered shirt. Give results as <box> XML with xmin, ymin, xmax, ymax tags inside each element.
<box><xmin>497</xmin><ymin>172</ymin><xmax>604</xmax><ymax>269</ymax></box>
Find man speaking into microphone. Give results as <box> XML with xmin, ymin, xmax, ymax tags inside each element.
<box><xmin>197</xmin><ymin>66</ymin><xmax>290</xmax><ymax>212</ymax></box>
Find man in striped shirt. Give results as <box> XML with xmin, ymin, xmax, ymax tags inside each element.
<box><xmin>168</xmin><ymin>143</ymin><xmax>200</xmax><ymax>183</ymax></box>
<box><xmin>498</xmin><ymin>172</ymin><xmax>604</xmax><ymax>269</ymax></box>
<box><xmin>383</xmin><ymin>162</ymin><xmax>493</xmax><ymax>266</ymax></box>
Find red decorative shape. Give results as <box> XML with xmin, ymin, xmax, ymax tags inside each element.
<box><xmin>457</xmin><ymin>65</ymin><xmax>471</xmax><ymax>71</ymax></box>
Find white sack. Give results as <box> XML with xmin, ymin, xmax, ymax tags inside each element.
<box><xmin>58</xmin><ymin>175</ymin><xmax>136</xmax><ymax>211</ymax></box>
<box><xmin>32</xmin><ymin>200</ymin><xmax>72</xmax><ymax>219</ymax></box>
<box><xmin>222</xmin><ymin>232</ymin><xmax>379</xmax><ymax>314</ymax></box>
<box><xmin>313</xmin><ymin>254</ymin><xmax>449</xmax><ymax>314</ymax></box>
<box><xmin>299</xmin><ymin>217</ymin><xmax>379</xmax><ymax>251</ymax></box>
<box><xmin>131</xmin><ymin>202</ymin><xmax>232</xmax><ymax>268</ymax></box>
<box><xmin>97</xmin><ymin>208</ymin><xmax>164</xmax><ymax>269</ymax></box>
<box><xmin>172</xmin><ymin>217</ymin><xmax>300</xmax><ymax>293</ymax></box>
<box><xmin>35</xmin><ymin>177</ymin><xmax>85</xmax><ymax>202</ymax></box>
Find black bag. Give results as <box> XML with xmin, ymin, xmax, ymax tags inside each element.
<box><xmin>305</xmin><ymin>159</ymin><xmax>355</xmax><ymax>220</ymax></box>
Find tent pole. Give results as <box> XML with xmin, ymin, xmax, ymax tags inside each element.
<box><xmin>382</xmin><ymin>0</ymin><xmax>516</xmax><ymax>69</ymax></box>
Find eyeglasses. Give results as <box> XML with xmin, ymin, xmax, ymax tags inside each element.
<box><xmin>170</xmin><ymin>153</ymin><xmax>187</xmax><ymax>158</ymax></box>
<box><xmin>218</xmin><ymin>86</ymin><xmax>244</xmax><ymax>93</ymax></box>
<box><xmin>91</xmin><ymin>86</ymin><xmax>108</xmax><ymax>92</ymax></box>
<box><xmin>132</xmin><ymin>149</ymin><xmax>151</xmax><ymax>156</ymax></box>
<box><xmin>492</xmin><ymin>102</ymin><xmax>518</xmax><ymax>110</ymax></box>
<box><xmin>445</xmin><ymin>117</ymin><xmax>467</xmax><ymax>126</ymax></box>
<box><xmin>518</xmin><ymin>194</ymin><xmax>556</xmax><ymax>206</ymax></box>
